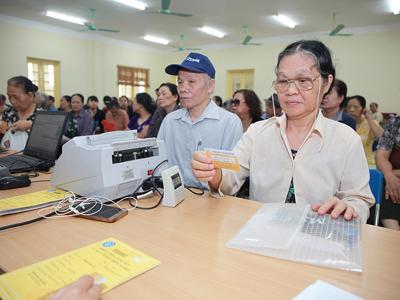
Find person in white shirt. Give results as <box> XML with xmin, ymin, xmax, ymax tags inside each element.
<box><xmin>192</xmin><ymin>40</ymin><xmax>374</xmax><ymax>222</ymax></box>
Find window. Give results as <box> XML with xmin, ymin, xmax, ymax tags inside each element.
<box><xmin>117</xmin><ymin>66</ymin><xmax>149</xmax><ymax>99</ymax></box>
<box><xmin>27</xmin><ymin>57</ymin><xmax>60</xmax><ymax>104</ymax></box>
<box><xmin>226</xmin><ymin>69</ymin><xmax>254</xmax><ymax>98</ymax></box>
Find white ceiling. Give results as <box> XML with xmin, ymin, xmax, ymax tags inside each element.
<box><xmin>1</xmin><ymin>0</ymin><xmax>399</xmax><ymax>50</ymax></box>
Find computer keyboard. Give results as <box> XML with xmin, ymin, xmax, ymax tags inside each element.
<box><xmin>0</xmin><ymin>155</ymin><xmax>42</xmax><ymax>172</ymax></box>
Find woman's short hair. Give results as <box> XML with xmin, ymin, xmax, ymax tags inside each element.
<box><xmin>71</xmin><ymin>93</ymin><xmax>84</xmax><ymax>103</ymax></box>
<box><xmin>62</xmin><ymin>95</ymin><xmax>71</xmax><ymax>103</ymax></box>
<box><xmin>347</xmin><ymin>95</ymin><xmax>366</xmax><ymax>109</ymax></box>
<box><xmin>7</xmin><ymin>76</ymin><xmax>38</xmax><ymax>94</ymax></box>
<box><xmin>233</xmin><ymin>89</ymin><xmax>262</xmax><ymax>120</ymax></box>
<box><xmin>276</xmin><ymin>40</ymin><xmax>336</xmax><ymax>95</ymax></box>
<box><xmin>158</xmin><ymin>82</ymin><xmax>180</xmax><ymax>104</ymax></box>
<box><xmin>135</xmin><ymin>92</ymin><xmax>156</xmax><ymax>114</ymax></box>
<box><xmin>88</xmin><ymin>95</ymin><xmax>99</xmax><ymax>103</ymax></box>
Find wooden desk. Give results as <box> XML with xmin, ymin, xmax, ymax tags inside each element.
<box><xmin>0</xmin><ymin>180</ymin><xmax>399</xmax><ymax>299</ymax></box>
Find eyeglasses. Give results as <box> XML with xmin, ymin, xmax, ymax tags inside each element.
<box><xmin>273</xmin><ymin>75</ymin><xmax>320</xmax><ymax>93</ymax></box>
<box><xmin>231</xmin><ymin>99</ymin><xmax>242</xmax><ymax>106</ymax></box>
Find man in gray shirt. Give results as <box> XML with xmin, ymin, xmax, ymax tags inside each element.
<box><xmin>158</xmin><ymin>52</ymin><xmax>242</xmax><ymax>189</ymax></box>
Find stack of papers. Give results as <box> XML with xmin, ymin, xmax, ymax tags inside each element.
<box><xmin>0</xmin><ymin>237</ymin><xmax>160</xmax><ymax>299</ymax></box>
<box><xmin>0</xmin><ymin>188</ymin><xmax>70</xmax><ymax>215</ymax></box>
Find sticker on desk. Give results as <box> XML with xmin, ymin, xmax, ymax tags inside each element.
<box><xmin>205</xmin><ymin>148</ymin><xmax>240</xmax><ymax>172</ymax></box>
<box><xmin>0</xmin><ymin>237</ymin><xmax>160</xmax><ymax>300</ymax></box>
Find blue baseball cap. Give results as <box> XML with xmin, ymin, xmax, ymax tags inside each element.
<box><xmin>165</xmin><ymin>52</ymin><xmax>216</xmax><ymax>79</ymax></box>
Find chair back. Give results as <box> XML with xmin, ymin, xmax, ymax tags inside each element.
<box><xmin>369</xmin><ymin>169</ymin><xmax>384</xmax><ymax>204</ymax></box>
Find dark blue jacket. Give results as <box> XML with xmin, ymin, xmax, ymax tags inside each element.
<box><xmin>339</xmin><ymin>111</ymin><xmax>356</xmax><ymax>131</ymax></box>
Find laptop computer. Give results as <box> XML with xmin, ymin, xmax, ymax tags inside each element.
<box><xmin>0</xmin><ymin>111</ymin><xmax>67</xmax><ymax>173</ymax></box>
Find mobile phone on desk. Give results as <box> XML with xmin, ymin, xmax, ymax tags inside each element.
<box><xmin>74</xmin><ymin>203</ymin><xmax>128</xmax><ymax>223</ymax></box>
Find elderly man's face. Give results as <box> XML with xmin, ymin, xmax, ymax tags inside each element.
<box><xmin>177</xmin><ymin>70</ymin><xmax>214</xmax><ymax>111</ymax></box>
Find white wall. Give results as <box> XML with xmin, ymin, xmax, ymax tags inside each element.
<box><xmin>0</xmin><ymin>20</ymin><xmax>94</xmax><ymax>97</ymax></box>
<box><xmin>193</xmin><ymin>31</ymin><xmax>400</xmax><ymax>113</ymax></box>
<box><xmin>1</xmin><ymin>16</ymin><xmax>399</xmax><ymax>113</ymax></box>
<box><xmin>0</xmin><ymin>18</ymin><xmax>166</xmax><ymax>102</ymax></box>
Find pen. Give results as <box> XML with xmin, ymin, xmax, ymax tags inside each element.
<box><xmin>196</xmin><ymin>139</ymin><xmax>202</xmax><ymax>151</ymax></box>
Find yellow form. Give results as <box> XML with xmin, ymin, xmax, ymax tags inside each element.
<box><xmin>0</xmin><ymin>237</ymin><xmax>160</xmax><ymax>300</ymax></box>
<box><xmin>0</xmin><ymin>188</ymin><xmax>70</xmax><ymax>215</ymax></box>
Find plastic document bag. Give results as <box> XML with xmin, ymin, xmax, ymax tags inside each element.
<box><xmin>227</xmin><ymin>203</ymin><xmax>362</xmax><ymax>272</ymax></box>
<box><xmin>0</xmin><ymin>130</ymin><xmax>28</xmax><ymax>151</ymax></box>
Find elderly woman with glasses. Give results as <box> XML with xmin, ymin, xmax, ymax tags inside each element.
<box><xmin>231</xmin><ymin>89</ymin><xmax>262</xmax><ymax>132</ymax></box>
<box><xmin>192</xmin><ymin>40</ymin><xmax>374</xmax><ymax>223</ymax></box>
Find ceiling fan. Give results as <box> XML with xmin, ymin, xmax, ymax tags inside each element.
<box><xmin>170</xmin><ymin>34</ymin><xmax>201</xmax><ymax>51</ymax></box>
<box><xmin>83</xmin><ymin>9</ymin><xmax>120</xmax><ymax>33</ymax></box>
<box><xmin>329</xmin><ymin>13</ymin><xmax>352</xmax><ymax>37</ymax></box>
<box><xmin>241</xmin><ymin>26</ymin><xmax>262</xmax><ymax>46</ymax></box>
<box><xmin>145</xmin><ymin>0</ymin><xmax>193</xmax><ymax>17</ymax></box>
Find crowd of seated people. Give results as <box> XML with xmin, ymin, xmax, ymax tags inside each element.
<box><xmin>0</xmin><ymin>45</ymin><xmax>397</xmax><ymax>231</ymax></box>
<box><xmin>0</xmin><ymin>76</ymin><xmax>183</xmax><ymax>147</ymax></box>
<box><xmin>0</xmin><ymin>75</ymin><xmax>387</xmax><ymax>162</ymax></box>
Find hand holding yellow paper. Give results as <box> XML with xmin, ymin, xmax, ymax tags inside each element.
<box><xmin>0</xmin><ymin>237</ymin><xmax>160</xmax><ymax>300</ymax></box>
<box><xmin>205</xmin><ymin>148</ymin><xmax>240</xmax><ymax>172</ymax></box>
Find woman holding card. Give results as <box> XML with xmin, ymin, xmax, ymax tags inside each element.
<box><xmin>192</xmin><ymin>40</ymin><xmax>374</xmax><ymax>222</ymax></box>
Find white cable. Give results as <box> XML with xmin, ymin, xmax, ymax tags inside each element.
<box><xmin>37</xmin><ymin>189</ymin><xmax>139</xmax><ymax>219</ymax></box>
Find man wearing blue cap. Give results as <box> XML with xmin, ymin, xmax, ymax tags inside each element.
<box><xmin>158</xmin><ymin>52</ymin><xmax>242</xmax><ymax>189</ymax></box>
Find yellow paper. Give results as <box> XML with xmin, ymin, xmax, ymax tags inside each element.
<box><xmin>0</xmin><ymin>188</ymin><xmax>69</xmax><ymax>215</ymax></box>
<box><xmin>0</xmin><ymin>237</ymin><xmax>160</xmax><ymax>300</ymax></box>
<box><xmin>205</xmin><ymin>148</ymin><xmax>240</xmax><ymax>172</ymax></box>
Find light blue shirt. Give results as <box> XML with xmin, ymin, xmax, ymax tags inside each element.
<box><xmin>157</xmin><ymin>100</ymin><xmax>242</xmax><ymax>189</ymax></box>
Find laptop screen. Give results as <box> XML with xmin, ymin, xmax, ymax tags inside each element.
<box><xmin>23</xmin><ymin>111</ymin><xmax>67</xmax><ymax>161</ymax></box>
